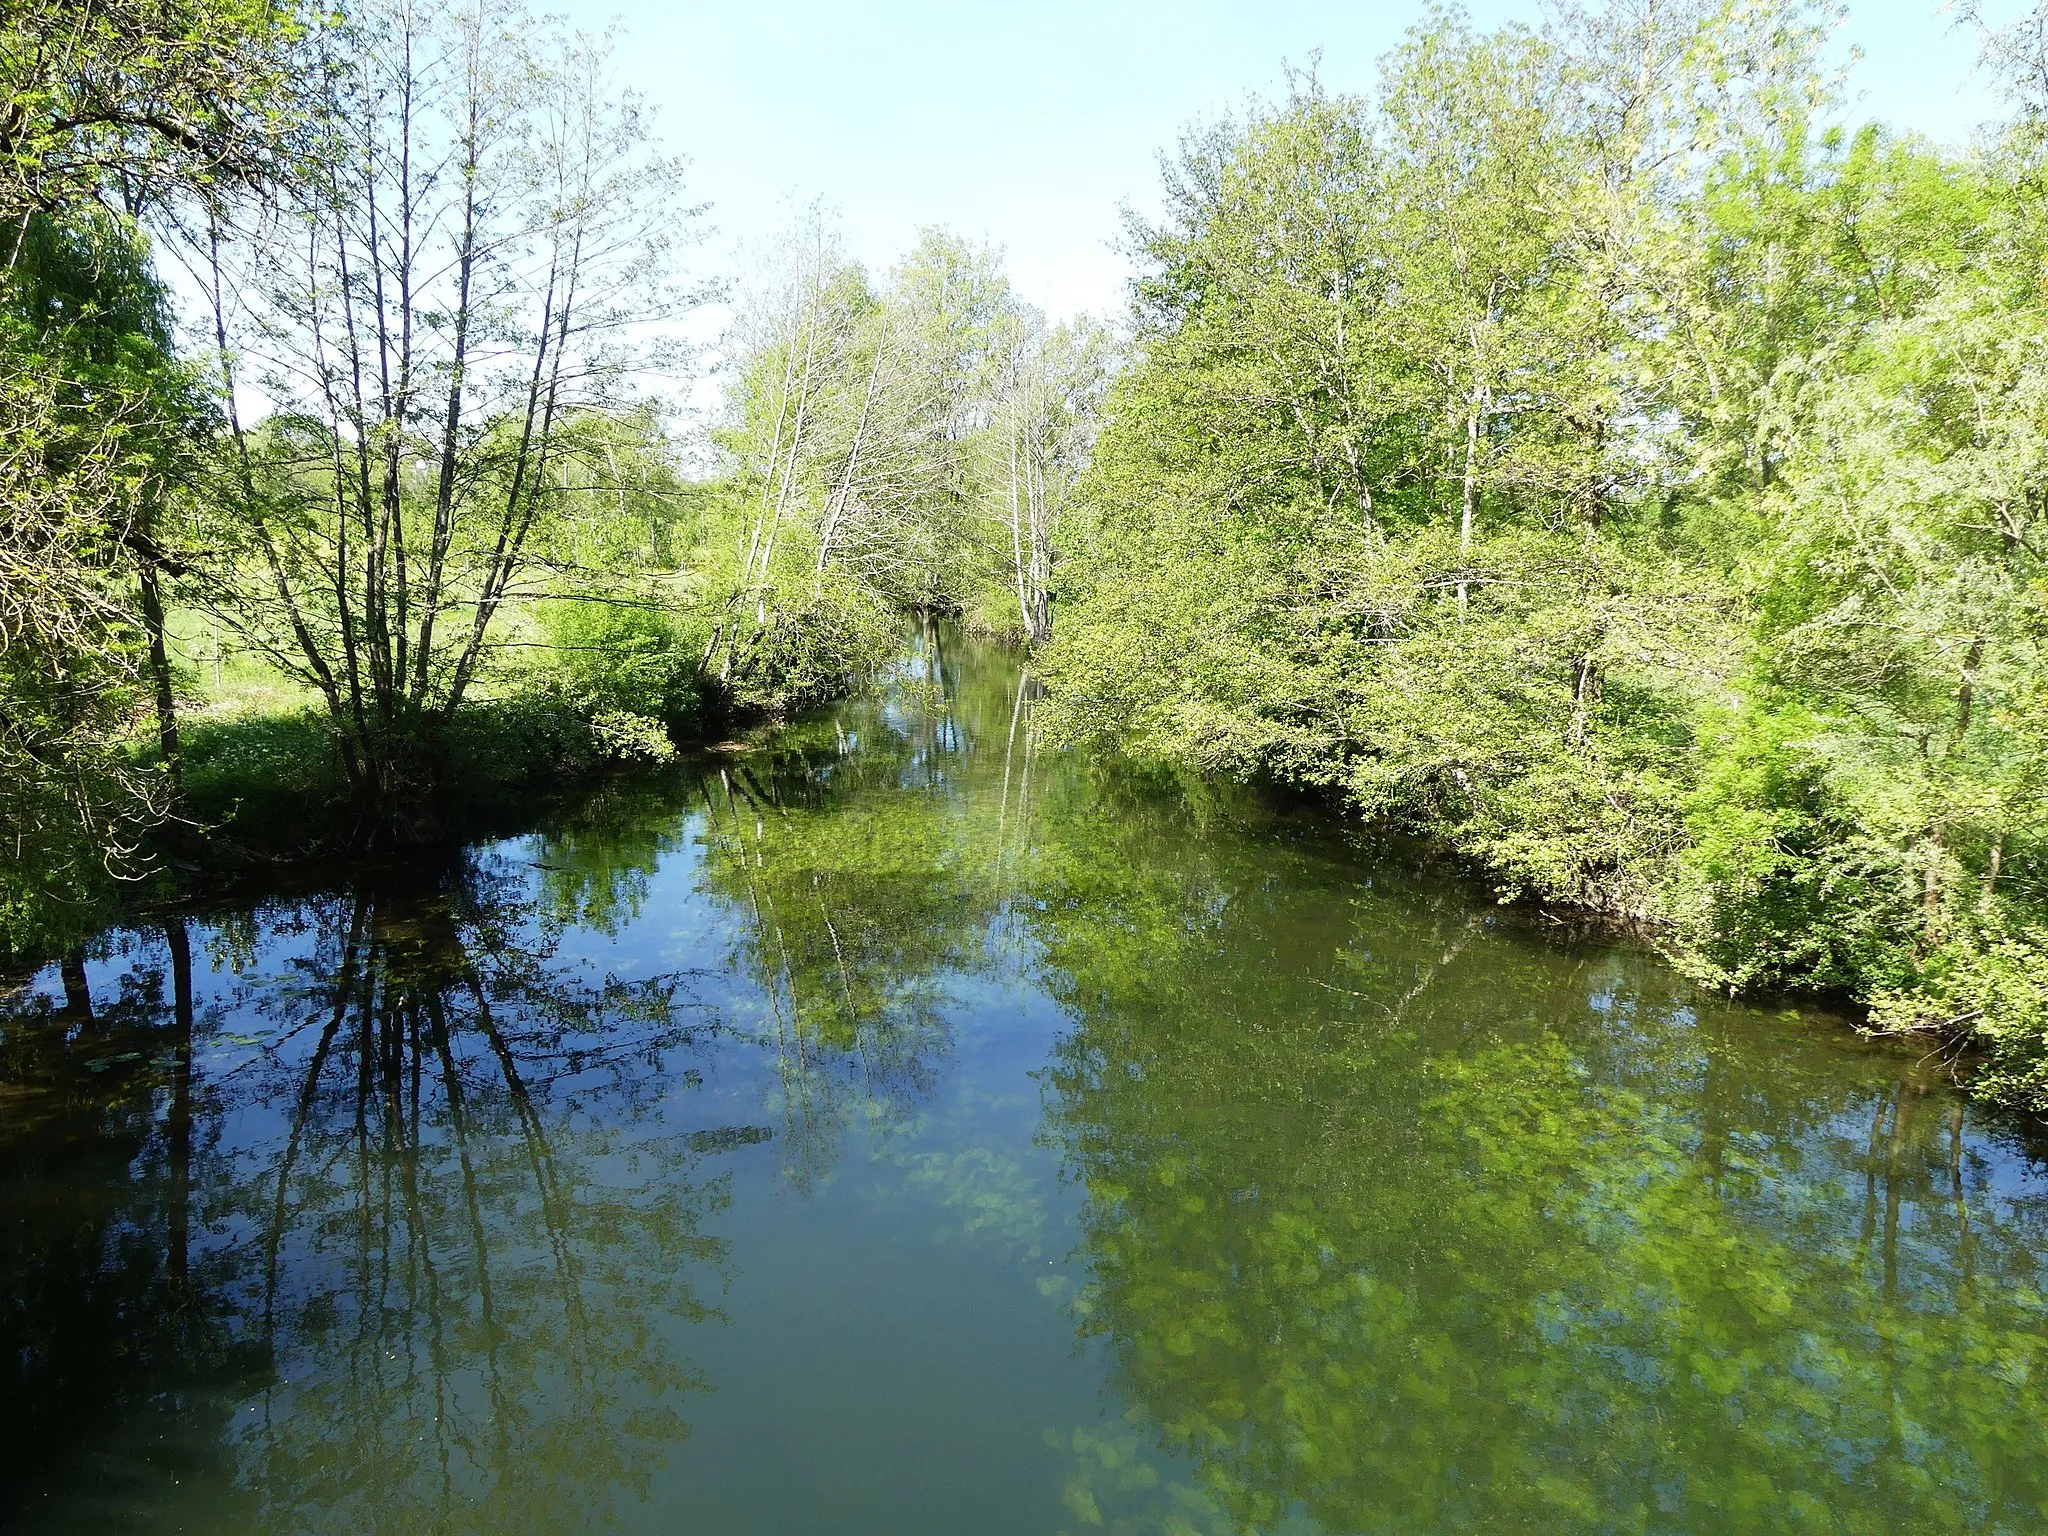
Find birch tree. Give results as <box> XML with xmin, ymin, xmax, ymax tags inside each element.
<box><xmin>705</xmin><ymin>222</ymin><xmax>1034</xmax><ymax>702</ymax></box>
<box><xmin>989</xmin><ymin>316</ymin><xmax>1111</xmax><ymax>642</ymax></box>
<box><xmin>702</xmin><ymin>209</ymin><xmax>870</xmax><ymax>684</ymax></box>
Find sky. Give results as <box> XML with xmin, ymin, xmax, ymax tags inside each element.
<box><xmin>583</xmin><ymin>0</ymin><xmax>2002</xmax><ymax>325</ymax></box>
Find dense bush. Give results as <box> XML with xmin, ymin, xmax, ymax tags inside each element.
<box><xmin>174</xmin><ymin>683</ymin><xmax>683</xmax><ymax>866</ymax></box>
<box><xmin>716</xmin><ymin>579</ymin><xmax>900</xmax><ymax>719</ymax></box>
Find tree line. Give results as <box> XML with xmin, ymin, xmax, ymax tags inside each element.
<box><xmin>698</xmin><ymin>210</ymin><xmax>1109</xmax><ymax>706</ymax></box>
<box><xmin>1037</xmin><ymin>0</ymin><xmax>2048</xmax><ymax>1106</ymax></box>
<box><xmin>0</xmin><ymin>0</ymin><xmax>1086</xmax><ymax>955</ymax></box>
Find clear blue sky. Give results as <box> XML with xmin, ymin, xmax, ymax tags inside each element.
<box><xmin>583</xmin><ymin>0</ymin><xmax>2003</xmax><ymax>323</ymax></box>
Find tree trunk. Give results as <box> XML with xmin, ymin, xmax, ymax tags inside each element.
<box><xmin>1569</xmin><ymin>652</ymin><xmax>1602</xmax><ymax>747</ymax></box>
<box><xmin>1457</xmin><ymin>389</ymin><xmax>1481</xmax><ymax>617</ymax></box>
<box><xmin>1009</xmin><ymin>400</ymin><xmax>1035</xmax><ymax>642</ymax></box>
<box><xmin>1921</xmin><ymin>837</ymin><xmax>1945</xmax><ymax>952</ymax></box>
<box><xmin>137</xmin><ymin>545</ymin><xmax>181</xmax><ymax>796</ymax></box>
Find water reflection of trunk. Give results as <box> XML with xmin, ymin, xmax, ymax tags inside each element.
<box><xmin>60</xmin><ymin>948</ymin><xmax>93</xmax><ymax>1018</ymax></box>
<box><xmin>1849</xmin><ymin>1063</ymin><xmax>1945</xmax><ymax>1472</ymax></box>
<box><xmin>244</xmin><ymin>879</ymin><xmax>711</xmax><ymax>1525</ymax></box>
<box><xmin>1855</xmin><ymin>1070</ymin><xmax>1933</xmax><ymax>1302</ymax></box>
<box><xmin>1949</xmin><ymin>1098</ymin><xmax>1976</xmax><ymax>1287</ymax></box>
<box><xmin>995</xmin><ymin>666</ymin><xmax>1037</xmax><ymax>898</ymax></box>
<box><xmin>1384</xmin><ymin>914</ymin><xmax>1481</xmax><ymax>1025</ymax></box>
<box><xmin>266</xmin><ymin>892</ymin><xmax>557</xmax><ymax>1351</ymax></box>
<box><xmin>0</xmin><ymin>930</ymin><xmax>263</xmax><ymax>1525</ymax></box>
<box><xmin>166</xmin><ymin>917</ymin><xmax>194</xmax><ymax>1295</ymax></box>
<box><xmin>713</xmin><ymin>768</ymin><xmax>838</xmax><ymax>1189</ymax></box>
<box><xmin>995</xmin><ymin>670</ymin><xmax>1024</xmax><ymax>876</ymax></box>
<box><xmin>918</xmin><ymin>609</ymin><xmax>951</xmax><ymax>692</ymax></box>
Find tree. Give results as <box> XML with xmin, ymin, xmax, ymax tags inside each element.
<box><xmin>0</xmin><ymin>0</ymin><xmax>306</xmax><ymax>223</ymax></box>
<box><xmin>0</xmin><ymin>209</ymin><xmax>209</xmax><ymax>950</ymax></box>
<box><xmin>700</xmin><ymin>218</ymin><xmax>1049</xmax><ymax>706</ymax></box>
<box><xmin>198</xmin><ymin>0</ymin><xmax>698</xmax><ymax>837</ymax></box>
<box><xmin>0</xmin><ymin>0</ymin><xmax>303</xmax><ymax>949</ymax></box>
<box><xmin>700</xmin><ymin>208</ymin><xmax>886</xmax><ymax>697</ymax></box>
<box><xmin>988</xmin><ymin>315</ymin><xmax>1111</xmax><ymax>642</ymax></box>
<box><xmin>1038</xmin><ymin>0</ymin><xmax>2048</xmax><ymax>1101</ymax></box>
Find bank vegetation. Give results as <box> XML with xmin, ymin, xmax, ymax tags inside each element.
<box><xmin>1039</xmin><ymin>0</ymin><xmax>2048</xmax><ymax>1102</ymax></box>
<box><xmin>10</xmin><ymin>0</ymin><xmax>2048</xmax><ymax>1105</ymax></box>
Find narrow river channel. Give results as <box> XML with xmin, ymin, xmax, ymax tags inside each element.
<box><xmin>5</xmin><ymin>629</ymin><xmax>2046</xmax><ymax>1534</ymax></box>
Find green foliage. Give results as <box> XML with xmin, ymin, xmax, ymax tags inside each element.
<box><xmin>699</xmin><ymin>215</ymin><xmax>1111</xmax><ymax>682</ymax></box>
<box><xmin>0</xmin><ymin>0</ymin><xmax>300</xmax><ymax>944</ymax></box>
<box><xmin>0</xmin><ymin>209</ymin><xmax>207</xmax><ymax>954</ymax></box>
<box><xmin>1876</xmin><ymin>912</ymin><xmax>2048</xmax><ymax>1104</ymax></box>
<box><xmin>1041</xmin><ymin>0</ymin><xmax>2048</xmax><ymax>1105</ymax></box>
<box><xmin>538</xmin><ymin>591</ymin><xmax>697</xmax><ymax>723</ymax></box>
<box><xmin>715</xmin><ymin>577</ymin><xmax>899</xmax><ymax>717</ymax></box>
<box><xmin>530</xmin><ymin>413</ymin><xmax>706</xmax><ymax>733</ymax></box>
<box><xmin>179</xmin><ymin>708</ymin><xmax>344</xmax><ymax>850</ymax></box>
<box><xmin>0</xmin><ymin>0</ymin><xmax>307</xmax><ymax>219</ymax></box>
<box><xmin>444</xmin><ymin>688</ymin><xmax>670</xmax><ymax>799</ymax></box>
<box><xmin>173</xmin><ymin>686</ymin><xmax>681</xmax><ymax>863</ymax></box>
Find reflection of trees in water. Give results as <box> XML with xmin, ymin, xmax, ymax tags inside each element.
<box><xmin>527</xmin><ymin>773</ymin><xmax>700</xmax><ymax>940</ymax></box>
<box><xmin>0</xmin><ymin>628</ymin><xmax>1052</xmax><ymax>1526</ymax></box>
<box><xmin>223</xmin><ymin>858</ymin><xmax>727</xmax><ymax>1535</ymax></box>
<box><xmin>704</xmin><ymin>757</ymin><xmax>961</xmax><ymax>1188</ymax></box>
<box><xmin>44</xmin><ymin>630</ymin><xmax>2043</xmax><ymax>1536</ymax></box>
<box><xmin>1032</xmin><ymin>792</ymin><xmax>2048</xmax><ymax>1534</ymax></box>
<box><xmin>693</xmin><ymin>628</ymin><xmax>1042</xmax><ymax>1188</ymax></box>
<box><xmin>1</xmin><ymin>631</ymin><xmax>1038</xmax><ymax>1529</ymax></box>
<box><xmin>1</xmin><ymin>850</ymin><xmax>737</xmax><ymax>1535</ymax></box>
<box><xmin>0</xmin><ymin>923</ymin><xmax>262</xmax><ymax>1528</ymax></box>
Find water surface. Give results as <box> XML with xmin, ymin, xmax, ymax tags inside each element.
<box><xmin>5</xmin><ymin>632</ymin><xmax>2048</xmax><ymax>1535</ymax></box>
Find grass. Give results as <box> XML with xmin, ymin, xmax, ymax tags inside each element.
<box><xmin>164</xmin><ymin>610</ymin><xmax>703</xmax><ymax>864</ymax></box>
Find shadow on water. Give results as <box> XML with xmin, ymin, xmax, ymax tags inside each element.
<box><xmin>6</xmin><ymin>625</ymin><xmax>2048</xmax><ymax>1535</ymax></box>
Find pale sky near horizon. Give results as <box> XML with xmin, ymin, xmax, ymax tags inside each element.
<box><xmin>581</xmin><ymin>0</ymin><xmax>2004</xmax><ymax>326</ymax></box>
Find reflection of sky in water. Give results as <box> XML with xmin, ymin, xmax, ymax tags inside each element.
<box><xmin>6</xmin><ymin>627</ymin><xmax>2048</xmax><ymax>1535</ymax></box>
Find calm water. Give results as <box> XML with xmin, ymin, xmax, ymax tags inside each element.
<box><xmin>5</xmin><ymin>631</ymin><xmax>2048</xmax><ymax>1535</ymax></box>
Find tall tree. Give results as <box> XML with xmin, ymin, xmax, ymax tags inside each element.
<box><xmin>199</xmin><ymin>0</ymin><xmax>697</xmax><ymax>836</ymax></box>
<box><xmin>0</xmin><ymin>0</ymin><xmax>302</xmax><ymax>948</ymax></box>
<box><xmin>1039</xmin><ymin>0</ymin><xmax>2048</xmax><ymax>1101</ymax></box>
<box><xmin>988</xmin><ymin>315</ymin><xmax>1111</xmax><ymax>642</ymax></box>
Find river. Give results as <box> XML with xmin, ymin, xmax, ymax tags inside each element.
<box><xmin>4</xmin><ymin>629</ymin><xmax>2046</xmax><ymax>1534</ymax></box>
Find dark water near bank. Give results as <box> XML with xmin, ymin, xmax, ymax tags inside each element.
<box><xmin>6</xmin><ymin>632</ymin><xmax>2048</xmax><ymax>1535</ymax></box>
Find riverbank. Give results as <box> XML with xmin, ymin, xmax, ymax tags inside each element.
<box><xmin>12</xmin><ymin>614</ymin><xmax>2031</xmax><ymax>1117</ymax></box>
<box><xmin>4</xmin><ymin>683</ymin><xmax>770</xmax><ymax>969</ymax></box>
<box><xmin>1033</xmin><ymin>640</ymin><xmax>2038</xmax><ymax>1109</ymax></box>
